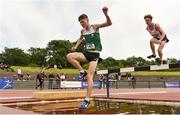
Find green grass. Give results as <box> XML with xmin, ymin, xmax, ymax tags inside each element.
<box><xmin>132</xmin><ymin>71</ymin><xmax>180</xmax><ymax>76</ymax></box>
<box><xmin>12</xmin><ymin>66</ymin><xmax>79</xmax><ymax>75</ymax></box>
<box><xmin>8</xmin><ymin>66</ymin><xmax>180</xmax><ymax>76</ymax></box>
<box><xmin>0</xmin><ymin>69</ymin><xmax>4</xmax><ymax>72</ymax></box>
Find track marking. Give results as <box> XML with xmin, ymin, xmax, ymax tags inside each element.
<box><xmin>0</xmin><ymin>96</ymin><xmax>32</xmax><ymax>100</ymax></box>
<box><xmin>93</xmin><ymin>91</ymin><xmax>167</xmax><ymax>96</ymax></box>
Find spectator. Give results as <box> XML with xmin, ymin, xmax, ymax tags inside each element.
<box><xmin>0</xmin><ymin>63</ymin><xmax>3</xmax><ymax>69</ymax></box>
<box><xmin>3</xmin><ymin>64</ymin><xmax>8</xmax><ymax>70</ymax></box>
<box><xmin>0</xmin><ymin>63</ymin><xmax>13</xmax><ymax>72</ymax></box>
<box><xmin>111</xmin><ymin>75</ymin><xmax>114</xmax><ymax>80</ymax></box>
<box><xmin>36</xmin><ymin>72</ymin><xmax>46</xmax><ymax>90</ymax></box>
<box><xmin>115</xmin><ymin>73</ymin><xmax>118</xmax><ymax>80</ymax></box>
<box><xmin>131</xmin><ymin>76</ymin><xmax>136</xmax><ymax>89</ymax></box>
<box><xmin>17</xmin><ymin>68</ymin><xmax>23</xmax><ymax>81</ymax></box>
<box><xmin>26</xmin><ymin>73</ymin><xmax>31</xmax><ymax>80</ymax></box>
<box><xmin>56</xmin><ymin>74</ymin><xmax>61</xmax><ymax>89</ymax></box>
<box><xmin>127</xmin><ymin>73</ymin><xmax>132</xmax><ymax>88</ymax></box>
<box><xmin>98</xmin><ymin>75</ymin><xmax>103</xmax><ymax>89</ymax></box>
<box><xmin>102</xmin><ymin>76</ymin><xmax>106</xmax><ymax>88</ymax></box>
<box><xmin>118</xmin><ymin>73</ymin><xmax>121</xmax><ymax>80</ymax></box>
<box><xmin>60</xmin><ymin>73</ymin><xmax>66</xmax><ymax>81</ymax></box>
<box><xmin>48</xmin><ymin>73</ymin><xmax>54</xmax><ymax>89</ymax></box>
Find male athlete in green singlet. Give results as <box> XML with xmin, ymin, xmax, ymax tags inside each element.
<box><xmin>67</xmin><ymin>6</ymin><xmax>112</xmax><ymax>110</ymax></box>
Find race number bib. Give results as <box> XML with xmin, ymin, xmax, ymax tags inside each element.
<box><xmin>86</xmin><ymin>42</ymin><xmax>95</xmax><ymax>49</ymax></box>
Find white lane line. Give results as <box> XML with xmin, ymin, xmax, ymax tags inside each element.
<box><xmin>93</xmin><ymin>91</ymin><xmax>167</xmax><ymax>96</ymax></box>
<box><xmin>0</xmin><ymin>97</ymin><xmax>32</xmax><ymax>100</ymax></box>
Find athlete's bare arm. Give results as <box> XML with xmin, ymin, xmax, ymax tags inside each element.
<box><xmin>93</xmin><ymin>7</ymin><xmax>112</xmax><ymax>31</ymax></box>
<box><xmin>71</xmin><ymin>34</ymin><xmax>83</xmax><ymax>52</ymax></box>
<box><xmin>155</xmin><ymin>23</ymin><xmax>166</xmax><ymax>43</ymax></box>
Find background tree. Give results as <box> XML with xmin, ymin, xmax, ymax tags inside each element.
<box><xmin>101</xmin><ymin>57</ymin><xmax>119</xmax><ymax>69</ymax></box>
<box><xmin>28</xmin><ymin>47</ymin><xmax>47</xmax><ymax>66</ymax></box>
<box><xmin>0</xmin><ymin>47</ymin><xmax>29</xmax><ymax>66</ymax></box>
<box><xmin>46</xmin><ymin>40</ymin><xmax>73</xmax><ymax>68</ymax></box>
<box><xmin>0</xmin><ymin>39</ymin><xmax>179</xmax><ymax>68</ymax></box>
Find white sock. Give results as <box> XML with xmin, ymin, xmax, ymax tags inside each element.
<box><xmin>80</xmin><ymin>70</ymin><xmax>85</xmax><ymax>73</ymax></box>
<box><xmin>85</xmin><ymin>98</ymin><xmax>90</xmax><ymax>101</ymax></box>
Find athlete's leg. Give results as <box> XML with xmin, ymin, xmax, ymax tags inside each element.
<box><xmin>147</xmin><ymin>38</ymin><xmax>159</xmax><ymax>59</ymax></box>
<box><xmin>66</xmin><ymin>52</ymin><xmax>87</xmax><ymax>71</ymax></box>
<box><xmin>158</xmin><ymin>41</ymin><xmax>166</xmax><ymax>61</ymax></box>
<box><xmin>150</xmin><ymin>38</ymin><xmax>158</xmax><ymax>56</ymax></box>
<box><xmin>79</xmin><ymin>59</ymin><xmax>98</xmax><ymax>110</ymax></box>
<box><xmin>85</xmin><ymin>59</ymin><xmax>98</xmax><ymax>99</ymax></box>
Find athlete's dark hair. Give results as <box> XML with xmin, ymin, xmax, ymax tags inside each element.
<box><xmin>78</xmin><ymin>14</ymin><xmax>88</xmax><ymax>21</ymax></box>
<box><xmin>144</xmin><ymin>14</ymin><xmax>153</xmax><ymax>20</ymax></box>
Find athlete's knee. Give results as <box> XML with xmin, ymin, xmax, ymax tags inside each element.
<box><xmin>66</xmin><ymin>53</ymin><xmax>73</xmax><ymax>61</ymax></box>
<box><xmin>86</xmin><ymin>73</ymin><xmax>94</xmax><ymax>80</ymax></box>
<box><xmin>150</xmin><ymin>39</ymin><xmax>155</xmax><ymax>44</ymax></box>
<box><xmin>157</xmin><ymin>48</ymin><xmax>162</xmax><ymax>53</ymax></box>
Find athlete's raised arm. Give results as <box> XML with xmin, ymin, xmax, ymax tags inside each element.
<box><xmin>94</xmin><ymin>6</ymin><xmax>112</xmax><ymax>30</ymax></box>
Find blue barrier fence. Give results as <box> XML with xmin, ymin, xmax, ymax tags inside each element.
<box><xmin>81</xmin><ymin>81</ymin><xmax>101</xmax><ymax>89</ymax></box>
<box><xmin>0</xmin><ymin>77</ymin><xmax>13</xmax><ymax>89</ymax></box>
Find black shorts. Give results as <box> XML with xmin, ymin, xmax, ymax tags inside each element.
<box><xmin>154</xmin><ymin>35</ymin><xmax>169</xmax><ymax>43</ymax></box>
<box><xmin>83</xmin><ymin>52</ymin><xmax>100</xmax><ymax>62</ymax></box>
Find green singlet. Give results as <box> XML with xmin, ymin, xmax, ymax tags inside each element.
<box><xmin>82</xmin><ymin>26</ymin><xmax>102</xmax><ymax>53</ymax></box>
